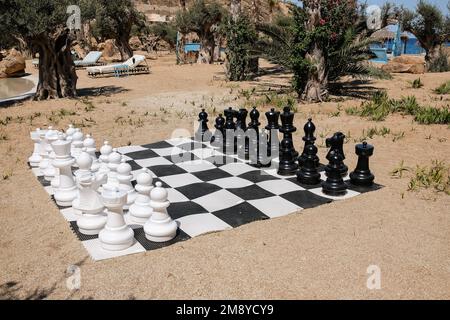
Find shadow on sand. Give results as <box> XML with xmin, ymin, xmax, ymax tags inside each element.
<box><xmin>0</xmin><ymin>257</ymin><xmax>92</xmax><ymax>300</ymax></box>
<box><xmin>329</xmin><ymin>79</ymin><xmax>381</xmax><ymax>100</ymax></box>
<box><xmin>77</xmin><ymin>85</ymin><xmax>129</xmax><ymax>98</ymax></box>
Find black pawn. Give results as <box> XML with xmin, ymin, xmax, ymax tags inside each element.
<box><xmin>297</xmin><ymin>144</ymin><xmax>321</xmax><ymax>185</ymax></box>
<box><xmin>265</xmin><ymin>108</ymin><xmax>280</xmax><ymax>159</ymax></box>
<box><xmin>350</xmin><ymin>141</ymin><xmax>375</xmax><ymax>186</ymax></box>
<box><xmin>298</xmin><ymin>118</ymin><xmax>320</xmax><ymax>167</ymax></box>
<box><xmin>224</xmin><ymin>107</ymin><xmax>236</xmax><ymax>154</ymax></box>
<box><xmin>236</xmin><ymin>108</ymin><xmax>248</xmax><ymax>159</ymax></box>
<box><xmin>211</xmin><ymin>114</ymin><xmax>225</xmax><ymax>148</ymax></box>
<box><xmin>326</xmin><ymin>132</ymin><xmax>348</xmax><ymax>177</ymax></box>
<box><xmin>247</xmin><ymin>107</ymin><xmax>260</xmax><ymax>164</ymax></box>
<box><xmin>279</xmin><ymin>106</ymin><xmax>298</xmax><ymax>159</ymax></box>
<box><xmin>195</xmin><ymin>109</ymin><xmax>209</xmax><ymax>142</ymax></box>
<box><xmin>278</xmin><ymin>136</ymin><xmax>298</xmax><ymax>176</ymax></box>
<box><xmin>322</xmin><ymin>150</ymin><xmax>348</xmax><ymax>196</ymax></box>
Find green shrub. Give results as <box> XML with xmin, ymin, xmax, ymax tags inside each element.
<box><xmin>410</xmin><ymin>78</ymin><xmax>424</xmax><ymax>88</ymax></box>
<box><xmin>434</xmin><ymin>81</ymin><xmax>450</xmax><ymax>94</ymax></box>
<box><xmin>350</xmin><ymin>92</ymin><xmax>450</xmax><ymax>125</ymax></box>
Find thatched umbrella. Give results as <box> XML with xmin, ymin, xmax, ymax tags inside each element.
<box><xmin>371</xmin><ymin>28</ymin><xmax>410</xmax><ymax>41</ymax></box>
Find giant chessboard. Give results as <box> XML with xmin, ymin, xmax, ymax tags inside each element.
<box><xmin>31</xmin><ymin>137</ymin><xmax>382</xmax><ymax>261</ymax></box>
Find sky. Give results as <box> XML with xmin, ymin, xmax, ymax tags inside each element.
<box><xmin>289</xmin><ymin>0</ymin><xmax>449</xmax><ymax>14</ymax></box>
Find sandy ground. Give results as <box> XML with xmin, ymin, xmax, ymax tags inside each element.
<box><xmin>0</xmin><ymin>54</ymin><xmax>449</xmax><ymax>300</ymax></box>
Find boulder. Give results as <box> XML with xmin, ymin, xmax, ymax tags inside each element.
<box><xmin>129</xmin><ymin>36</ymin><xmax>143</xmax><ymax>50</ymax></box>
<box><xmin>0</xmin><ymin>49</ymin><xmax>26</xmax><ymax>78</ymax></box>
<box><xmin>382</xmin><ymin>62</ymin><xmax>425</xmax><ymax>74</ymax></box>
<box><xmin>102</xmin><ymin>39</ymin><xmax>118</xmax><ymax>58</ymax></box>
<box><xmin>72</xmin><ymin>44</ymin><xmax>86</xmax><ymax>60</ymax></box>
<box><xmin>391</xmin><ymin>55</ymin><xmax>425</xmax><ymax>65</ymax></box>
<box><xmin>382</xmin><ymin>55</ymin><xmax>426</xmax><ymax>74</ymax></box>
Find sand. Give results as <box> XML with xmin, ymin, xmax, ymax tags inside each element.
<box><xmin>0</xmin><ymin>54</ymin><xmax>449</xmax><ymax>300</ymax></box>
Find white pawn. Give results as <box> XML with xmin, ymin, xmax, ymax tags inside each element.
<box><xmin>73</xmin><ymin>171</ymin><xmax>107</xmax><ymax>235</ymax></box>
<box><xmin>83</xmin><ymin>134</ymin><xmax>100</xmax><ymax>173</ymax></box>
<box><xmin>99</xmin><ymin>186</ymin><xmax>134</xmax><ymax>251</ymax></box>
<box><xmin>71</xmin><ymin>128</ymin><xmax>84</xmax><ymax>160</ymax></box>
<box><xmin>104</xmin><ymin>149</ymin><xmax>122</xmax><ymax>189</ymax></box>
<box><xmin>52</xmin><ymin>138</ymin><xmax>78</xmax><ymax>206</ymax></box>
<box><xmin>75</xmin><ymin>148</ymin><xmax>94</xmax><ymax>179</ymax></box>
<box><xmin>50</xmin><ymin>132</ymin><xmax>66</xmax><ymax>189</ymax></box>
<box><xmin>29</xmin><ymin>128</ymin><xmax>42</xmax><ymax>167</ymax></box>
<box><xmin>98</xmin><ymin>141</ymin><xmax>113</xmax><ymax>175</ymax></box>
<box><xmin>144</xmin><ymin>182</ymin><xmax>177</xmax><ymax>242</ymax></box>
<box><xmin>43</xmin><ymin>127</ymin><xmax>59</xmax><ymax>181</ymax></box>
<box><xmin>129</xmin><ymin>169</ymin><xmax>153</xmax><ymax>224</ymax></box>
<box><xmin>66</xmin><ymin>124</ymin><xmax>76</xmax><ymax>142</ymax></box>
<box><xmin>38</xmin><ymin>128</ymin><xmax>49</xmax><ymax>175</ymax></box>
<box><xmin>117</xmin><ymin>159</ymin><xmax>137</xmax><ymax>209</ymax></box>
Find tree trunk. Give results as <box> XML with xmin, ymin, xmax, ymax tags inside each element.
<box><xmin>302</xmin><ymin>44</ymin><xmax>328</xmax><ymax>102</ymax></box>
<box><xmin>425</xmin><ymin>45</ymin><xmax>441</xmax><ymax>66</ymax></box>
<box><xmin>116</xmin><ymin>34</ymin><xmax>133</xmax><ymax>61</ymax></box>
<box><xmin>301</xmin><ymin>0</ymin><xmax>328</xmax><ymax>102</ymax></box>
<box><xmin>177</xmin><ymin>0</ymin><xmax>187</xmax><ymax>64</ymax></box>
<box><xmin>231</xmin><ymin>0</ymin><xmax>241</xmax><ymax>22</ymax></box>
<box><xmin>33</xmin><ymin>29</ymin><xmax>78</xmax><ymax>100</ymax></box>
<box><xmin>198</xmin><ymin>37</ymin><xmax>214</xmax><ymax>64</ymax></box>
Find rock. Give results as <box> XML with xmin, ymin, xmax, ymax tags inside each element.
<box><xmin>129</xmin><ymin>36</ymin><xmax>143</xmax><ymax>51</ymax></box>
<box><xmin>72</xmin><ymin>44</ymin><xmax>86</xmax><ymax>60</ymax></box>
<box><xmin>391</xmin><ymin>55</ymin><xmax>425</xmax><ymax>65</ymax></box>
<box><xmin>0</xmin><ymin>49</ymin><xmax>26</xmax><ymax>78</ymax></box>
<box><xmin>382</xmin><ymin>55</ymin><xmax>426</xmax><ymax>74</ymax></box>
<box><xmin>102</xmin><ymin>39</ymin><xmax>118</xmax><ymax>58</ymax></box>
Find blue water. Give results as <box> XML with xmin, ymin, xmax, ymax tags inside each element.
<box><xmin>371</xmin><ymin>39</ymin><xmax>450</xmax><ymax>55</ymax></box>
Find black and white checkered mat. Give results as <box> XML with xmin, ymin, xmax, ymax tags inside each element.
<box><xmin>32</xmin><ymin>137</ymin><xmax>382</xmax><ymax>261</ymax></box>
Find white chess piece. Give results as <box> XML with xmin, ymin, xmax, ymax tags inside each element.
<box><xmin>66</xmin><ymin>124</ymin><xmax>76</xmax><ymax>142</ymax></box>
<box><xmin>83</xmin><ymin>134</ymin><xmax>100</xmax><ymax>172</ymax></box>
<box><xmin>43</xmin><ymin>128</ymin><xmax>59</xmax><ymax>182</ymax></box>
<box><xmin>73</xmin><ymin>171</ymin><xmax>107</xmax><ymax>235</ymax></box>
<box><xmin>75</xmin><ymin>148</ymin><xmax>94</xmax><ymax>179</ymax></box>
<box><xmin>71</xmin><ymin>128</ymin><xmax>84</xmax><ymax>160</ymax></box>
<box><xmin>38</xmin><ymin>128</ymin><xmax>49</xmax><ymax>175</ymax></box>
<box><xmin>99</xmin><ymin>186</ymin><xmax>135</xmax><ymax>251</ymax></box>
<box><xmin>144</xmin><ymin>182</ymin><xmax>177</xmax><ymax>242</ymax></box>
<box><xmin>98</xmin><ymin>141</ymin><xmax>113</xmax><ymax>175</ymax></box>
<box><xmin>52</xmin><ymin>138</ymin><xmax>78</xmax><ymax>206</ymax></box>
<box><xmin>50</xmin><ymin>132</ymin><xmax>66</xmax><ymax>189</ymax></box>
<box><xmin>104</xmin><ymin>149</ymin><xmax>121</xmax><ymax>189</ymax></box>
<box><xmin>129</xmin><ymin>169</ymin><xmax>153</xmax><ymax>224</ymax></box>
<box><xmin>29</xmin><ymin>128</ymin><xmax>42</xmax><ymax>167</ymax></box>
<box><xmin>117</xmin><ymin>159</ymin><xmax>137</xmax><ymax>209</ymax></box>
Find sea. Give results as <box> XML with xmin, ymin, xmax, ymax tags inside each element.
<box><xmin>372</xmin><ymin>39</ymin><xmax>450</xmax><ymax>55</ymax></box>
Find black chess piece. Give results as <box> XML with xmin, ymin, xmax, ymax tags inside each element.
<box><xmin>265</xmin><ymin>108</ymin><xmax>280</xmax><ymax>159</ymax></box>
<box><xmin>350</xmin><ymin>141</ymin><xmax>375</xmax><ymax>186</ymax></box>
<box><xmin>278</xmin><ymin>136</ymin><xmax>298</xmax><ymax>176</ymax></box>
<box><xmin>247</xmin><ymin>107</ymin><xmax>259</xmax><ymax>163</ymax></box>
<box><xmin>298</xmin><ymin>118</ymin><xmax>320</xmax><ymax>167</ymax></box>
<box><xmin>224</xmin><ymin>108</ymin><xmax>236</xmax><ymax>154</ymax></box>
<box><xmin>195</xmin><ymin>109</ymin><xmax>209</xmax><ymax>142</ymax></box>
<box><xmin>279</xmin><ymin>106</ymin><xmax>298</xmax><ymax>159</ymax></box>
<box><xmin>322</xmin><ymin>149</ymin><xmax>348</xmax><ymax>196</ymax></box>
<box><xmin>326</xmin><ymin>132</ymin><xmax>348</xmax><ymax>177</ymax></box>
<box><xmin>211</xmin><ymin>114</ymin><xmax>225</xmax><ymax>149</ymax></box>
<box><xmin>236</xmin><ymin>108</ymin><xmax>248</xmax><ymax>159</ymax></box>
<box><xmin>296</xmin><ymin>144</ymin><xmax>321</xmax><ymax>185</ymax></box>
